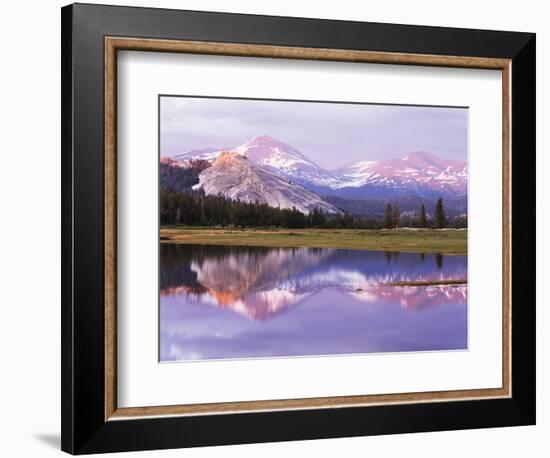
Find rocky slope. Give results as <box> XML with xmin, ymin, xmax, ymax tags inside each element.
<box><xmin>193</xmin><ymin>151</ymin><xmax>340</xmax><ymax>214</ymax></box>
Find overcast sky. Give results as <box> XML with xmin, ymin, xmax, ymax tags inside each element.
<box><xmin>160</xmin><ymin>96</ymin><xmax>467</xmax><ymax>170</ymax></box>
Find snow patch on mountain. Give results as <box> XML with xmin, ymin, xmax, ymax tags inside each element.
<box><xmin>171</xmin><ymin>137</ymin><xmax>467</xmax><ymax>199</ymax></box>
<box><xmin>175</xmin><ymin>135</ymin><xmax>341</xmax><ymax>188</ymax></box>
<box><xmin>334</xmin><ymin>151</ymin><xmax>467</xmax><ymax>196</ymax></box>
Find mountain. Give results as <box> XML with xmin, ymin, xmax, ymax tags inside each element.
<box><xmin>193</xmin><ymin>151</ymin><xmax>340</xmax><ymax>214</ymax></box>
<box><xmin>176</xmin><ymin>135</ymin><xmax>338</xmax><ymax>188</ymax></box>
<box><xmin>172</xmin><ymin>136</ymin><xmax>467</xmax><ymax>200</ymax></box>
<box><xmin>229</xmin><ymin>135</ymin><xmax>338</xmax><ymax>188</ymax></box>
<box><xmin>333</xmin><ymin>151</ymin><xmax>467</xmax><ymax>198</ymax></box>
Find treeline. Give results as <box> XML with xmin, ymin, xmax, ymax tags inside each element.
<box><xmin>160</xmin><ymin>190</ymin><xmax>466</xmax><ymax>229</ymax></box>
<box><xmin>325</xmin><ymin>194</ymin><xmax>467</xmax><ymax>220</ymax></box>
<box><xmin>382</xmin><ymin>199</ymin><xmax>464</xmax><ymax>229</ymax></box>
<box><xmin>160</xmin><ymin>159</ymin><xmax>211</xmax><ymax>192</ymax></box>
<box><xmin>161</xmin><ymin>189</ymin><xmax>331</xmax><ymax>228</ymax></box>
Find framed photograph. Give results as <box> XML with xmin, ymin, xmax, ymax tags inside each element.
<box><xmin>61</xmin><ymin>3</ymin><xmax>536</xmax><ymax>454</ymax></box>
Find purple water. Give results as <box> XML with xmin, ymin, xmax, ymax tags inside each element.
<box><xmin>160</xmin><ymin>245</ymin><xmax>467</xmax><ymax>362</ymax></box>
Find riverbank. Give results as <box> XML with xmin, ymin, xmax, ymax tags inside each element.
<box><xmin>160</xmin><ymin>226</ymin><xmax>467</xmax><ymax>256</ymax></box>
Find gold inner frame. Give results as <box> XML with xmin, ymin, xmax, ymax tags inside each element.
<box><xmin>104</xmin><ymin>36</ymin><xmax>512</xmax><ymax>421</ymax></box>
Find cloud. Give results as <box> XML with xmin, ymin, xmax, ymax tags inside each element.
<box><xmin>160</xmin><ymin>96</ymin><xmax>467</xmax><ymax>169</ymax></box>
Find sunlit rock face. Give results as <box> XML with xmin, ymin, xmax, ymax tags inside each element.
<box><xmin>193</xmin><ymin>151</ymin><xmax>340</xmax><ymax>214</ymax></box>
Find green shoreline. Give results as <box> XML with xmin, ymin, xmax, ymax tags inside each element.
<box><xmin>160</xmin><ymin>226</ymin><xmax>468</xmax><ymax>256</ymax></box>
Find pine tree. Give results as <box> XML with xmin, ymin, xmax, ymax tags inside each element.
<box><xmin>318</xmin><ymin>208</ymin><xmax>326</xmax><ymax>227</ymax></box>
<box><xmin>384</xmin><ymin>203</ymin><xmax>394</xmax><ymax>229</ymax></box>
<box><xmin>419</xmin><ymin>204</ymin><xmax>427</xmax><ymax>228</ymax></box>
<box><xmin>392</xmin><ymin>203</ymin><xmax>401</xmax><ymax>229</ymax></box>
<box><xmin>342</xmin><ymin>212</ymin><xmax>354</xmax><ymax>229</ymax></box>
<box><xmin>434</xmin><ymin>198</ymin><xmax>447</xmax><ymax>229</ymax></box>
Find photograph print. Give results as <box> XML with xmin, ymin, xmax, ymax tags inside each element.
<box><xmin>159</xmin><ymin>96</ymin><xmax>468</xmax><ymax>362</ymax></box>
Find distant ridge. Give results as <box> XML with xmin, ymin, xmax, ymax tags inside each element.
<box><xmin>170</xmin><ymin>135</ymin><xmax>467</xmax><ymax>200</ymax></box>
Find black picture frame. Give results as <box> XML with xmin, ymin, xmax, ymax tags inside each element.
<box><xmin>61</xmin><ymin>3</ymin><xmax>536</xmax><ymax>454</ymax></box>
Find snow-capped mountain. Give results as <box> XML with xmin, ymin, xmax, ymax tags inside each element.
<box><xmin>175</xmin><ymin>135</ymin><xmax>339</xmax><ymax>188</ymax></box>
<box><xmin>170</xmin><ymin>136</ymin><xmax>467</xmax><ymax>199</ymax></box>
<box><xmin>193</xmin><ymin>151</ymin><xmax>340</xmax><ymax>214</ymax></box>
<box><xmin>333</xmin><ymin>151</ymin><xmax>467</xmax><ymax>198</ymax></box>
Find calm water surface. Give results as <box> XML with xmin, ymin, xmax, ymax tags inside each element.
<box><xmin>160</xmin><ymin>244</ymin><xmax>467</xmax><ymax>361</ymax></box>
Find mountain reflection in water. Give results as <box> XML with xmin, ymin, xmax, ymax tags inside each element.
<box><xmin>160</xmin><ymin>244</ymin><xmax>467</xmax><ymax>361</ymax></box>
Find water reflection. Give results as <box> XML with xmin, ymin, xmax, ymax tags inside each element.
<box><xmin>160</xmin><ymin>245</ymin><xmax>467</xmax><ymax>361</ymax></box>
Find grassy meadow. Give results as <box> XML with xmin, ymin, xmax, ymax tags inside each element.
<box><xmin>160</xmin><ymin>226</ymin><xmax>467</xmax><ymax>256</ymax></box>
